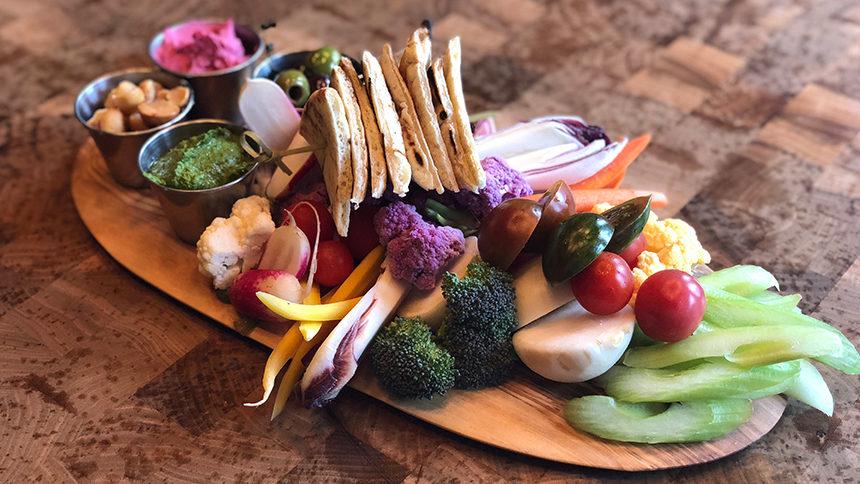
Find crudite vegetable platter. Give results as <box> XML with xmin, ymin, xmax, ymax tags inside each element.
<box><xmin>71</xmin><ymin>23</ymin><xmax>857</xmax><ymax>472</ymax></box>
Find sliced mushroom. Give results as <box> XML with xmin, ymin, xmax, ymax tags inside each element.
<box><xmin>138</xmin><ymin>100</ymin><xmax>180</xmax><ymax>127</ymax></box>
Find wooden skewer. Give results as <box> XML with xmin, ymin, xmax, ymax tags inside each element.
<box><xmin>240</xmin><ymin>131</ymin><xmax>324</xmax><ymax>175</ymax></box>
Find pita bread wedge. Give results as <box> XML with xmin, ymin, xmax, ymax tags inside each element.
<box><xmin>330</xmin><ymin>64</ymin><xmax>368</xmax><ymax>206</ymax></box>
<box><xmin>299</xmin><ymin>88</ymin><xmax>353</xmax><ymax>237</ymax></box>
<box><xmin>429</xmin><ymin>57</ymin><xmax>464</xmax><ymax>190</ymax></box>
<box><xmin>362</xmin><ymin>51</ymin><xmax>412</xmax><ymax>196</ymax></box>
<box><xmin>380</xmin><ymin>43</ymin><xmax>441</xmax><ymax>193</ymax></box>
<box><xmin>443</xmin><ymin>37</ymin><xmax>486</xmax><ymax>192</ymax></box>
<box><xmin>399</xmin><ymin>28</ymin><xmax>459</xmax><ymax>192</ymax></box>
<box><xmin>340</xmin><ymin>58</ymin><xmax>387</xmax><ymax>199</ymax></box>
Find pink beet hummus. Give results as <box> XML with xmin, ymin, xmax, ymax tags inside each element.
<box><xmin>154</xmin><ymin>19</ymin><xmax>250</xmax><ymax>74</ymax></box>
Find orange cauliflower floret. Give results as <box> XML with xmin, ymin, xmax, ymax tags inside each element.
<box><xmin>631</xmin><ymin>213</ymin><xmax>710</xmax><ymax>299</ymax></box>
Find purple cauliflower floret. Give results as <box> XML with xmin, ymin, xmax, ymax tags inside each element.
<box><xmin>454</xmin><ymin>157</ymin><xmax>532</xmax><ymax>219</ymax></box>
<box><xmin>373</xmin><ymin>201</ymin><xmax>425</xmax><ymax>245</ymax></box>
<box><xmin>386</xmin><ymin>224</ymin><xmax>465</xmax><ymax>290</ymax></box>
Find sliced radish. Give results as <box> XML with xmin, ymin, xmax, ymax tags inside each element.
<box><xmin>239</xmin><ymin>78</ymin><xmax>301</xmax><ymax>152</ymax></box>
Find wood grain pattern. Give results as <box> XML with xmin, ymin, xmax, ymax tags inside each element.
<box><xmin>71</xmin><ymin>141</ymin><xmax>786</xmax><ymax>471</ymax></box>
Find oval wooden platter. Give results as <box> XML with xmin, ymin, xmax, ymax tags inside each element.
<box><xmin>70</xmin><ymin>140</ymin><xmax>787</xmax><ymax>471</ymax></box>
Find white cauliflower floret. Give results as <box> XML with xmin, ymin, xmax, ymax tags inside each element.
<box><xmin>197</xmin><ymin>196</ymin><xmax>276</xmax><ymax>289</ymax></box>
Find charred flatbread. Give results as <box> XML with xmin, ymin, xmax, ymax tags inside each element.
<box><xmin>379</xmin><ymin>43</ymin><xmax>441</xmax><ymax>193</ymax></box>
<box><xmin>399</xmin><ymin>27</ymin><xmax>459</xmax><ymax>192</ymax></box>
<box><xmin>299</xmin><ymin>88</ymin><xmax>352</xmax><ymax>237</ymax></box>
<box><xmin>443</xmin><ymin>37</ymin><xmax>485</xmax><ymax>192</ymax></box>
<box><xmin>428</xmin><ymin>57</ymin><xmax>464</xmax><ymax>190</ymax></box>
<box><xmin>340</xmin><ymin>58</ymin><xmax>387</xmax><ymax>198</ymax></box>
<box><xmin>362</xmin><ymin>51</ymin><xmax>411</xmax><ymax>196</ymax></box>
<box><xmin>330</xmin><ymin>64</ymin><xmax>368</xmax><ymax>205</ymax></box>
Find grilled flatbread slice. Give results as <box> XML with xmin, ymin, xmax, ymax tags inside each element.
<box><xmin>299</xmin><ymin>88</ymin><xmax>352</xmax><ymax>237</ymax></box>
<box><xmin>380</xmin><ymin>43</ymin><xmax>441</xmax><ymax>193</ymax></box>
<box><xmin>443</xmin><ymin>37</ymin><xmax>486</xmax><ymax>192</ymax></box>
<box><xmin>429</xmin><ymin>57</ymin><xmax>463</xmax><ymax>189</ymax></box>
<box><xmin>341</xmin><ymin>58</ymin><xmax>387</xmax><ymax>198</ymax></box>
<box><xmin>362</xmin><ymin>51</ymin><xmax>412</xmax><ymax>196</ymax></box>
<box><xmin>399</xmin><ymin>27</ymin><xmax>459</xmax><ymax>192</ymax></box>
<box><xmin>330</xmin><ymin>64</ymin><xmax>368</xmax><ymax>206</ymax></box>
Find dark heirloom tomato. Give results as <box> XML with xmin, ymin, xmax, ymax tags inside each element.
<box><xmin>344</xmin><ymin>204</ymin><xmax>380</xmax><ymax>260</ymax></box>
<box><xmin>601</xmin><ymin>195</ymin><xmax>651</xmax><ymax>254</ymax></box>
<box><xmin>525</xmin><ymin>180</ymin><xmax>577</xmax><ymax>252</ymax></box>
<box><xmin>478</xmin><ymin>198</ymin><xmax>542</xmax><ymax>270</ymax></box>
<box><xmin>634</xmin><ymin>270</ymin><xmax>706</xmax><ymax>342</ymax></box>
<box><xmin>542</xmin><ymin>213</ymin><xmax>614</xmax><ymax>284</ymax></box>
<box><xmin>570</xmin><ymin>252</ymin><xmax>634</xmax><ymax>315</ymax></box>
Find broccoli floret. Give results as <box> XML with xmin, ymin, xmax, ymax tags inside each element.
<box><xmin>436</xmin><ymin>260</ymin><xmax>518</xmax><ymax>389</ymax></box>
<box><xmin>370</xmin><ymin>317</ymin><xmax>458</xmax><ymax>400</ymax></box>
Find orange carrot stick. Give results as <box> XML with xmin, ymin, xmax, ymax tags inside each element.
<box><xmin>526</xmin><ymin>187</ymin><xmax>667</xmax><ymax>211</ymax></box>
<box><xmin>572</xmin><ymin>189</ymin><xmax>667</xmax><ymax>213</ymax></box>
<box><xmin>569</xmin><ymin>134</ymin><xmax>651</xmax><ymax>190</ymax></box>
<box><xmin>605</xmin><ymin>168</ymin><xmax>626</xmax><ymax>189</ymax></box>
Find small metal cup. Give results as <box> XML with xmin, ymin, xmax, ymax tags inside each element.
<box><xmin>252</xmin><ymin>51</ymin><xmax>312</xmax><ymax>81</ymax></box>
<box><xmin>253</xmin><ymin>50</ymin><xmax>362</xmax><ymax>83</ymax></box>
<box><xmin>138</xmin><ymin>119</ymin><xmax>260</xmax><ymax>244</ymax></box>
<box><xmin>149</xmin><ymin>19</ymin><xmax>265</xmax><ymax>124</ymax></box>
<box><xmin>74</xmin><ymin>68</ymin><xmax>194</xmax><ymax>188</ymax></box>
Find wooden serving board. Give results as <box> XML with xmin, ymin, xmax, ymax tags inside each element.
<box><xmin>71</xmin><ymin>140</ymin><xmax>787</xmax><ymax>471</ymax></box>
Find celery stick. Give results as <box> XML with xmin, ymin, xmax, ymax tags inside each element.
<box><xmin>630</xmin><ymin>323</ymin><xmax>660</xmax><ymax>347</ymax></box>
<box><xmin>564</xmin><ymin>396</ymin><xmax>752</xmax><ymax>443</ymax></box>
<box><xmin>622</xmin><ymin>326</ymin><xmax>842</xmax><ymax>369</ymax></box>
<box><xmin>748</xmin><ymin>290</ymin><xmax>802</xmax><ymax>312</ymax></box>
<box><xmin>698</xmin><ymin>265</ymin><xmax>778</xmax><ymax>297</ymax></box>
<box><xmin>703</xmin><ymin>285</ymin><xmax>860</xmax><ymax>374</ymax></box>
<box><xmin>603</xmin><ymin>360</ymin><xmax>800</xmax><ymax>403</ymax></box>
<box><xmin>784</xmin><ymin>360</ymin><xmax>833</xmax><ymax>416</ymax></box>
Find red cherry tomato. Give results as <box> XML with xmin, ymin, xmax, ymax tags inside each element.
<box><xmin>618</xmin><ymin>233</ymin><xmax>647</xmax><ymax>269</ymax></box>
<box><xmin>282</xmin><ymin>200</ymin><xmax>336</xmax><ymax>242</ymax></box>
<box><xmin>634</xmin><ymin>270</ymin><xmax>705</xmax><ymax>342</ymax></box>
<box><xmin>344</xmin><ymin>204</ymin><xmax>380</xmax><ymax>260</ymax></box>
<box><xmin>569</xmin><ymin>252</ymin><xmax>634</xmax><ymax>315</ymax></box>
<box><xmin>314</xmin><ymin>240</ymin><xmax>355</xmax><ymax>287</ymax></box>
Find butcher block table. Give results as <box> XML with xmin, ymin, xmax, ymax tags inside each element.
<box><xmin>3</xmin><ymin>0</ymin><xmax>860</xmax><ymax>482</ymax></box>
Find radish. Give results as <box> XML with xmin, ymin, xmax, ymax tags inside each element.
<box><xmin>257</xmin><ymin>211</ymin><xmax>311</xmax><ymax>279</ymax></box>
<box><xmin>230</xmin><ymin>270</ymin><xmax>303</xmax><ymax>322</ymax></box>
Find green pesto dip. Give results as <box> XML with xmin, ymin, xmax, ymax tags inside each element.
<box><xmin>145</xmin><ymin>127</ymin><xmax>255</xmax><ymax>190</ymax></box>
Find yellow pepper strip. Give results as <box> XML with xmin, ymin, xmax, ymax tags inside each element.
<box><xmin>270</xmin><ymin>248</ymin><xmax>385</xmax><ymax>418</ymax></box>
<box><xmin>322</xmin><ymin>245</ymin><xmax>385</xmax><ymax>303</ymax></box>
<box><xmin>257</xmin><ymin>292</ymin><xmax>361</xmax><ymax>321</ymax></box>
<box><xmin>271</xmin><ymin>319</ymin><xmax>339</xmax><ymax>419</ymax></box>
<box><xmin>298</xmin><ymin>284</ymin><xmax>322</xmax><ymax>341</ymax></box>
<box><xmin>244</xmin><ymin>322</ymin><xmax>303</xmax><ymax>407</ymax></box>
<box><xmin>271</xmin><ymin>359</ymin><xmax>304</xmax><ymax>420</ymax></box>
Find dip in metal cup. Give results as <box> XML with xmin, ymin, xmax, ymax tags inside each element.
<box><xmin>75</xmin><ymin>68</ymin><xmax>194</xmax><ymax>188</ymax></box>
<box><xmin>138</xmin><ymin>119</ymin><xmax>260</xmax><ymax>244</ymax></box>
<box><xmin>149</xmin><ymin>19</ymin><xmax>265</xmax><ymax>124</ymax></box>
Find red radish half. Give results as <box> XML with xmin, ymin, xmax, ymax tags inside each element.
<box><xmin>230</xmin><ymin>270</ymin><xmax>303</xmax><ymax>322</ymax></box>
<box><xmin>258</xmin><ymin>214</ymin><xmax>311</xmax><ymax>278</ymax></box>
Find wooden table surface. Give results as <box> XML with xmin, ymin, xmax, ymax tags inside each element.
<box><xmin>3</xmin><ymin>0</ymin><xmax>860</xmax><ymax>482</ymax></box>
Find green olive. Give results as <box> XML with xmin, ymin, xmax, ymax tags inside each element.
<box><xmin>306</xmin><ymin>46</ymin><xmax>342</xmax><ymax>77</ymax></box>
<box><xmin>275</xmin><ymin>69</ymin><xmax>311</xmax><ymax>107</ymax></box>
